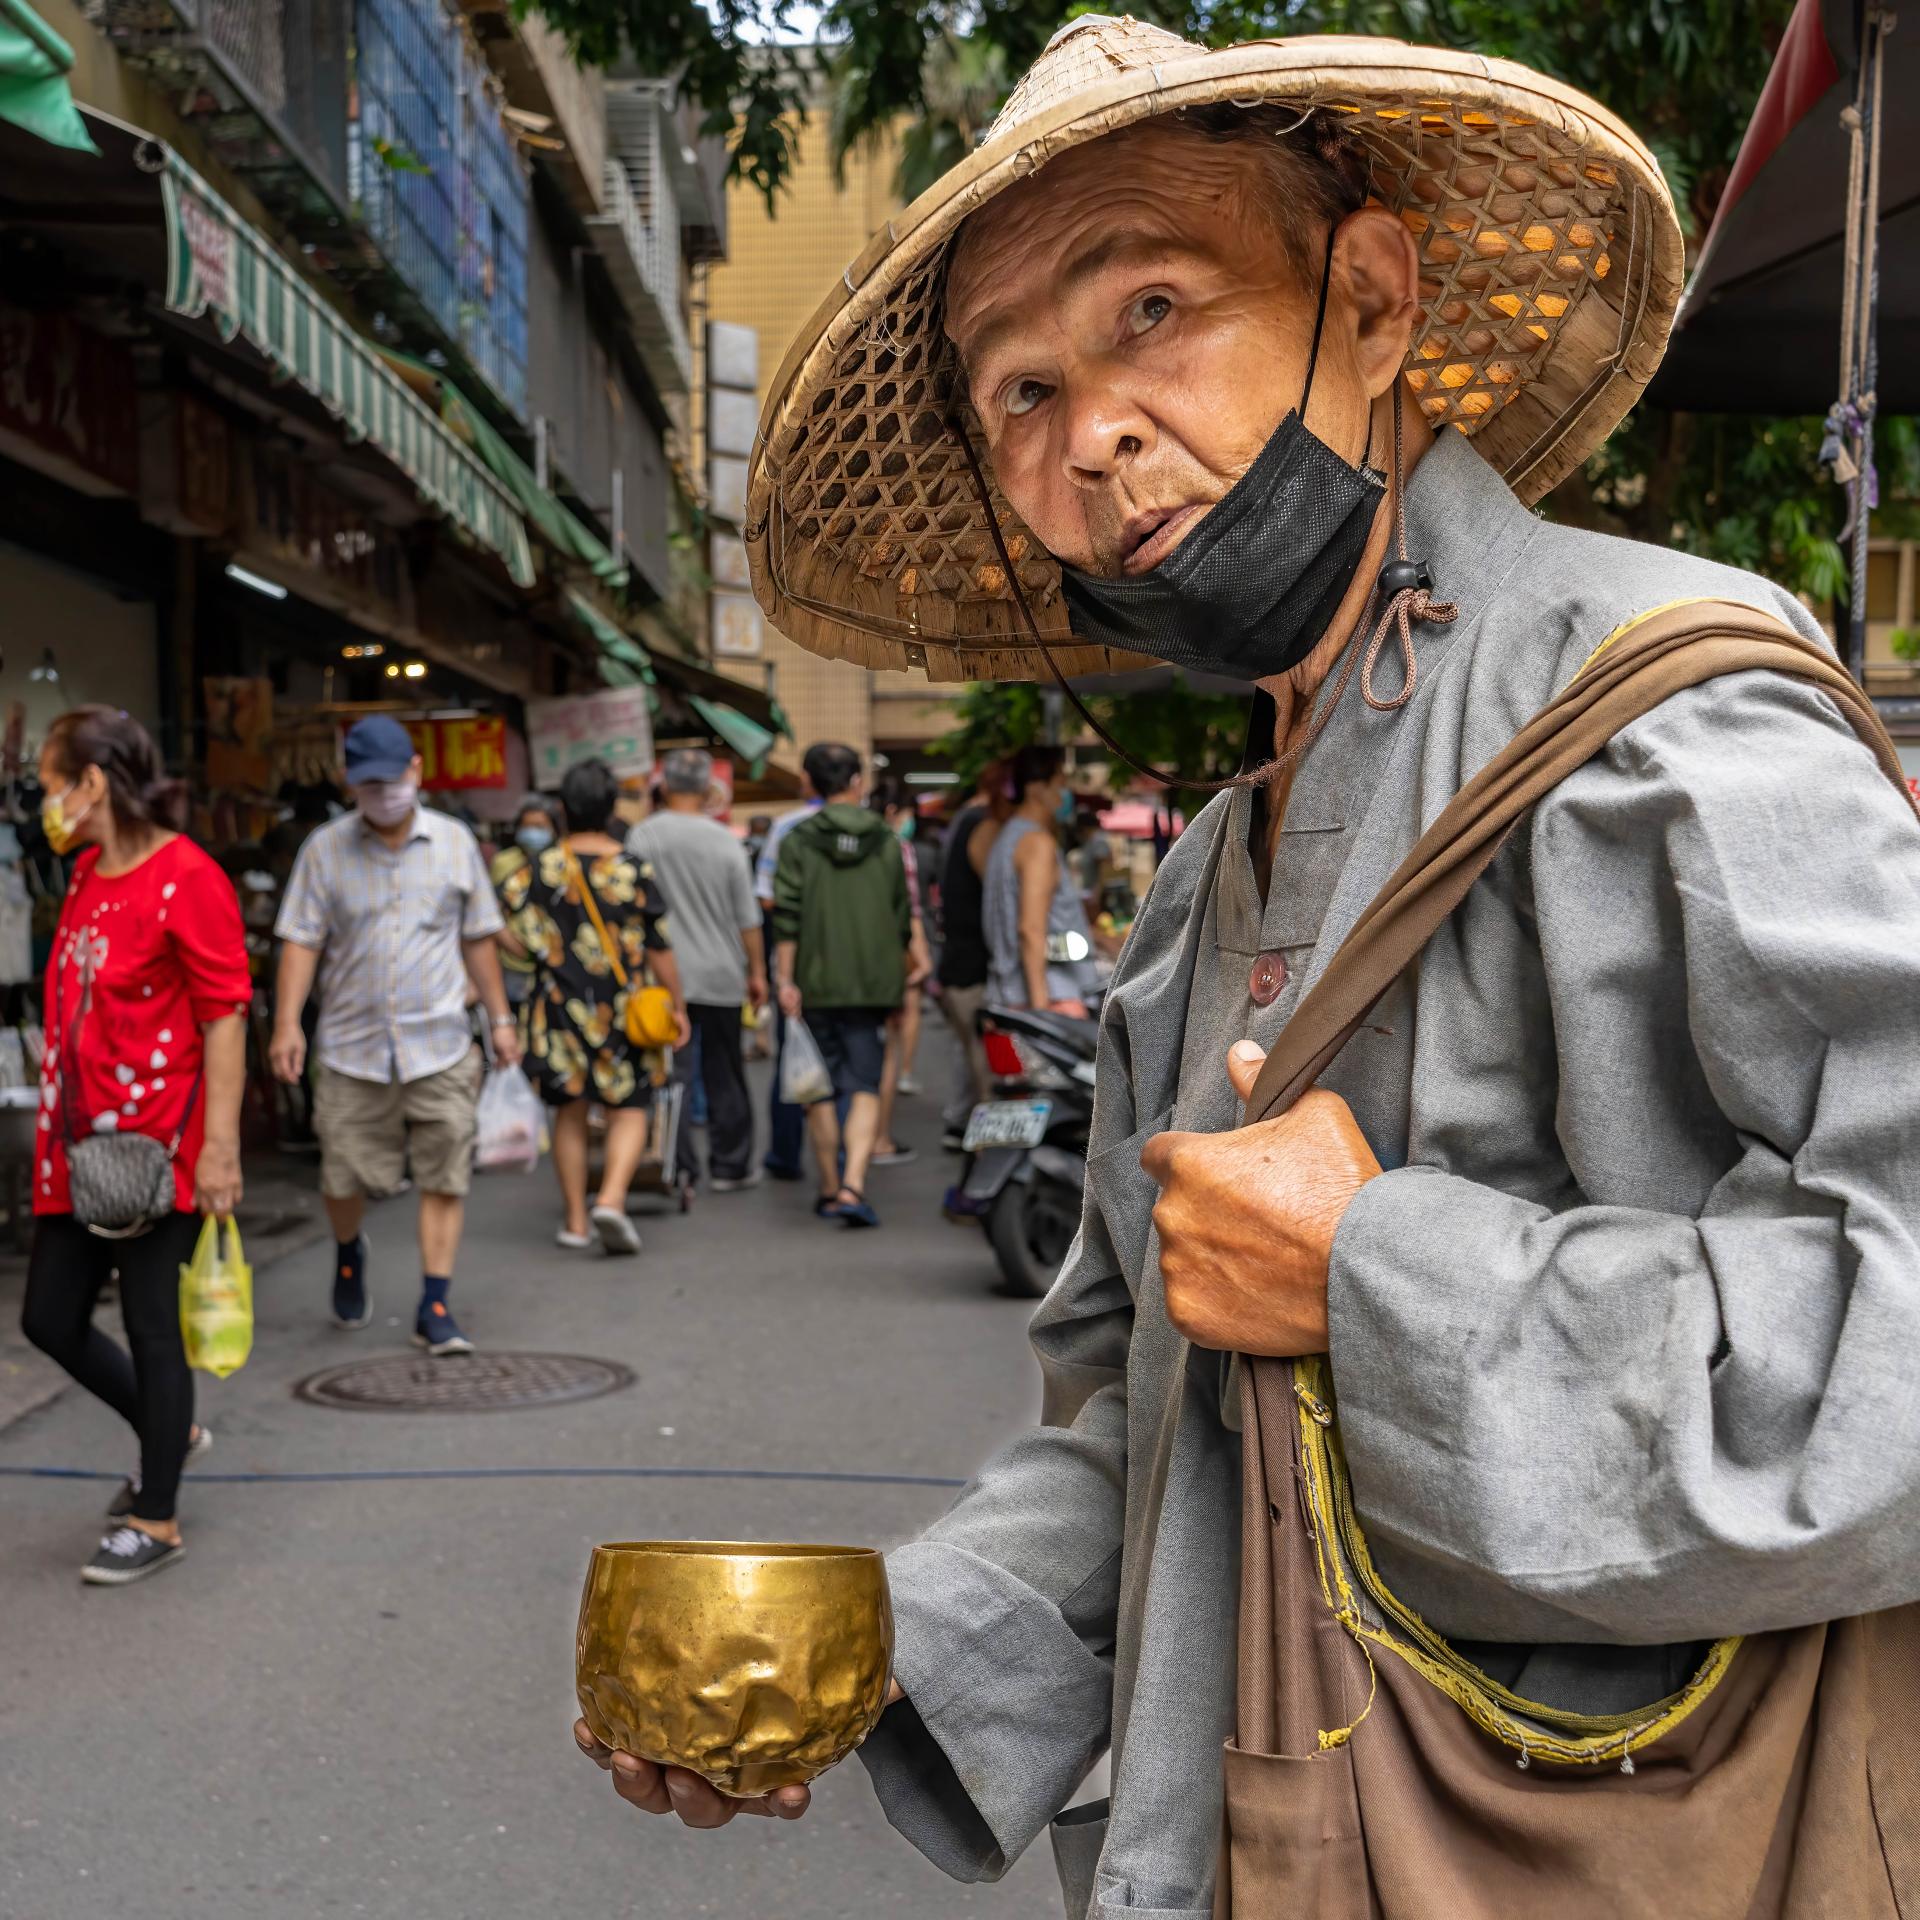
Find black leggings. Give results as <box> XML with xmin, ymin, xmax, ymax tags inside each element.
<box><xmin>22</xmin><ymin>1211</ymin><xmax>200</xmax><ymax>1524</ymax></box>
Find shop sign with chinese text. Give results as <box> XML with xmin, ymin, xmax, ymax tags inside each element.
<box><xmin>411</xmin><ymin>714</ymin><xmax>507</xmax><ymax>790</ymax></box>
<box><xmin>331</xmin><ymin>714</ymin><xmax>508</xmax><ymax>790</ymax></box>
<box><xmin>526</xmin><ymin>687</ymin><xmax>655</xmax><ymax>784</ymax></box>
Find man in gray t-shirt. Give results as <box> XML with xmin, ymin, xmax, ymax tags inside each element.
<box><xmin>627</xmin><ymin>751</ymin><xmax>768</xmax><ymax>1188</ymax></box>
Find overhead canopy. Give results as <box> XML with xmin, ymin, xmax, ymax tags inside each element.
<box><xmin>566</xmin><ymin>587</ymin><xmax>656</xmax><ymax>693</ymax></box>
<box><xmin>1652</xmin><ymin>0</ymin><xmax>1918</xmax><ymax>413</ymax></box>
<box><xmin>687</xmin><ymin>695</ymin><xmax>775</xmax><ymax>777</ymax></box>
<box><xmin>437</xmin><ymin>381</ymin><xmax>629</xmax><ymax>594</ymax></box>
<box><xmin>0</xmin><ymin>0</ymin><xmax>94</xmax><ymax>154</ymax></box>
<box><xmin>158</xmin><ymin>149</ymin><xmax>536</xmax><ymax>584</ymax></box>
<box><xmin>562</xmin><ymin>587</ymin><xmax>786</xmax><ymax>774</ymax></box>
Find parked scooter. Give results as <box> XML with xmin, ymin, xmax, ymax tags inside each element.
<box><xmin>949</xmin><ymin>1002</ymin><xmax>1097</xmax><ymax>1297</ymax></box>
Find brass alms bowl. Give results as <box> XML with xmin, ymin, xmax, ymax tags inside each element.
<box><xmin>575</xmin><ymin>1541</ymin><xmax>894</xmax><ymax>1798</ymax></box>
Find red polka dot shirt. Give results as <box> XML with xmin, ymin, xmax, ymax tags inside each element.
<box><xmin>38</xmin><ymin>839</ymin><xmax>252</xmax><ymax>1216</ymax></box>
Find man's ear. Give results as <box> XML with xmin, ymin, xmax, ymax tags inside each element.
<box><xmin>1334</xmin><ymin>208</ymin><xmax>1422</xmax><ymax>400</ymax></box>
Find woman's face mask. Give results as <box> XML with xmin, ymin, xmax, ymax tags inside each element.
<box><xmin>356</xmin><ymin>779</ymin><xmax>418</xmax><ymax>828</ymax></box>
<box><xmin>516</xmin><ymin>824</ymin><xmax>555</xmax><ymax>855</ymax></box>
<box><xmin>893</xmin><ymin>814</ymin><xmax>916</xmax><ymax>844</ymax></box>
<box><xmin>41</xmin><ymin>779</ymin><xmax>95</xmax><ymax>855</ymax></box>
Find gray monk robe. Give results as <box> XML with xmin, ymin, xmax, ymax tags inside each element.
<box><xmin>856</xmin><ymin>428</ymin><xmax>1920</xmax><ymax>1919</ymax></box>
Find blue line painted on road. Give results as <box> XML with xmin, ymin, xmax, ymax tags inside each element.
<box><xmin>0</xmin><ymin>1463</ymin><xmax>967</xmax><ymax>1490</ymax></box>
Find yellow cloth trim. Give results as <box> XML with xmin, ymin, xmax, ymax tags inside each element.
<box><xmin>1575</xmin><ymin>595</ymin><xmax>1776</xmax><ymax>677</ymax></box>
<box><xmin>1291</xmin><ymin>1355</ymin><xmax>1743</xmax><ymax>1766</ymax></box>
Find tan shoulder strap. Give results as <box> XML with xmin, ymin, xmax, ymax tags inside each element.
<box><xmin>565</xmin><ymin>846</ymin><xmax>630</xmax><ymax>990</ymax></box>
<box><xmin>1245</xmin><ymin>597</ymin><xmax>1914</xmax><ymax>1126</ymax></box>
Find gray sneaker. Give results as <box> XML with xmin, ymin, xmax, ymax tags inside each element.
<box><xmin>82</xmin><ymin>1524</ymin><xmax>185</xmax><ymax>1587</ymax></box>
<box><xmin>708</xmin><ymin>1170</ymin><xmax>764</xmax><ymax>1194</ymax></box>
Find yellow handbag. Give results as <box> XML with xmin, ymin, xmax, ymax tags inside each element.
<box><xmin>567</xmin><ymin>848</ymin><xmax>679</xmax><ymax>1049</ymax></box>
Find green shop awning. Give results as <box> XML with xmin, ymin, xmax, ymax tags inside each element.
<box><xmin>565</xmin><ymin>588</ymin><xmax>659</xmax><ymax>708</ymax></box>
<box><xmin>688</xmin><ymin>695</ymin><xmax>776</xmax><ymax>776</ymax></box>
<box><xmin>442</xmin><ymin>387</ymin><xmax>627</xmax><ymax>593</ymax></box>
<box><xmin>159</xmin><ymin>152</ymin><xmax>534</xmax><ymax>586</ymax></box>
<box><xmin>0</xmin><ymin>0</ymin><xmax>94</xmax><ymax>154</ymax></box>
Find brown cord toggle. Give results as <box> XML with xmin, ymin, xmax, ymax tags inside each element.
<box><xmin>941</xmin><ymin>393</ymin><xmax>1454</xmax><ymax>793</ymax></box>
<box><xmin>1358</xmin><ymin>401</ymin><xmax>1457</xmax><ymax>712</ymax></box>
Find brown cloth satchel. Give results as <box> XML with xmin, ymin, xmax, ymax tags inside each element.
<box><xmin>1219</xmin><ymin>598</ymin><xmax>1920</xmax><ymax>1919</ymax></box>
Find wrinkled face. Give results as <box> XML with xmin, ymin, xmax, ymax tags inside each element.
<box><xmin>945</xmin><ymin>122</ymin><xmax>1383</xmax><ymax>580</ymax></box>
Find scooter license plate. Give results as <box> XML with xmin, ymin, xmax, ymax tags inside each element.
<box><xmin>963</xmin><ymin>1098</ymin><xmax>1053</xmax><ymax>1152</ymax></box>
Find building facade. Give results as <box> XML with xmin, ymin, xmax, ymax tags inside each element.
<box><xmin>704</xmin><ymin>87</ymin><xmax>962</xmax><ymax>784</ymax></box>
<box><xmin>0</xmin><ymin>0</ymin><xmax>777</xmax><ymax>844</ymax></box>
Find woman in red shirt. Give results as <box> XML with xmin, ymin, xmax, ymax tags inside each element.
<box><xmin>21</xmin><ymin>706</ymin><xmax>250</xmax><ymax>1587</ymax></box>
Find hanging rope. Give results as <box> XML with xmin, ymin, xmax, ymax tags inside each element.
<box><xmin>1819</xmin><ymin>6</ymin><xmax>1895</xmax><ymax>681</ymax></box>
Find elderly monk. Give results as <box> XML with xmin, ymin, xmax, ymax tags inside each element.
<box><xmin>575</xmin><ymin>19</ymin><xmax>1920</xmax><ymax>1915</ymax></box>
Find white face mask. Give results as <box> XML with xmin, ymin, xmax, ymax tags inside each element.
<box><xmin>356</xmin><ymin>779</ymin><xmax>418</xmax><ymax>827</ymax></box>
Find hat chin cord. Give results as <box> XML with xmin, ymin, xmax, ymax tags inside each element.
<box><xmin>943</xmin><ymin>390</ymin><xmax>1455</xmax><ymax>796</ymax></box>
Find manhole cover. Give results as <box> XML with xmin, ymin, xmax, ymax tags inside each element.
<box><xmin>293</xmin><ymin>1351</ymin><xmax>634</xmax><ymax>1414</ymax></box>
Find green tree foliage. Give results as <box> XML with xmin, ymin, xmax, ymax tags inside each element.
<box><xmin>935</xmin><ymin>680</ymin><xmax>1252</xmax><ymax>816</ymax></box>
<box><xmin>526</xmin><ymin>0</ymin><xmax>1914</xmax><ymax>770</ymax></box>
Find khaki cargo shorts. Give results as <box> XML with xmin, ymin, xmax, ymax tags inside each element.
<box><xmin>313</xmin><ymin>1049</ymin><xmax>483</xmax><ymax>1199</ymax></box>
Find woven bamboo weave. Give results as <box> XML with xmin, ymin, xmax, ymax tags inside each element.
<box><xmin>745</xmin><ymin>17</ymin><xmax>1684</xmax><ymax>682</ymax></box>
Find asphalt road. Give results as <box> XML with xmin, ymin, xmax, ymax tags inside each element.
<box><xmin>0</xmin><ymin>1048</ymin><xmax>1072</xmax><ymax>1920</ymax></box>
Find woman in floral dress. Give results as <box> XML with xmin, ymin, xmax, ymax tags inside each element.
<box><xmin>495</xmin><ymin>759</ymin><xmax>689</xmax><ymax>1255</ymax></box>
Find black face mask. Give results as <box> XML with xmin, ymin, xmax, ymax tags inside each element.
<box><xmin>1058</xmin><ymin>236</ymin><xmax>1385</xmax><ymax>682</ymax></box>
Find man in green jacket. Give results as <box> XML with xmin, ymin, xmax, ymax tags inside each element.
<box><xmin>771</xmin><ymin>742</ymin><xmax>911</xmax><ymax>1227</ymax></box>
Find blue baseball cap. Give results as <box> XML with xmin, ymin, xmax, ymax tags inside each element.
<box><xmin>342</xmin><ymin>714</ymin><xmax>418</xmax><ymax>785</ymax></box>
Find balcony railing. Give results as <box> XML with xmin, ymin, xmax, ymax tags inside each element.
<box><xmin>89</xmin><ymin>0</ymin><xmax>350</xmax><ymax>205</ymax></box>
<box><xmin>586</xmin><ymin>150</ymin><xmax>692</xmax><ymax>395</ymax></box>
<box><xmin>353</xmin><ymin>0</ymin><xmax>530</xmax><ymax>417</ymax></box>
<box><xmin>93</xmin><ymin>0</ymin><xmax>531</xmax><ymax>421</ymax></box>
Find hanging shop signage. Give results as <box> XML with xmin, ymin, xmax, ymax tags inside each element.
<box><xmin>410</xmin><ymin>714</ymin><xmax>507</xmax><ymax>791</ymax></box>
<box><xmin>0</xmin><ymin>298</ymin><xmax>138</xmax><ymax>495</ymax></box>
<box><xmin>526</xmin><ymin>685</ymin><xmax>654</xmax><ymax>784</ymax></box>
<box><xmin>711</xmin><ymin>587</ymin><xmax>765</xmax><ymax>659</ymax></box>
<box><xmin>330</xmin><ymin>712</ymin><xmax>508</xmax><ymax>791</ymax></box>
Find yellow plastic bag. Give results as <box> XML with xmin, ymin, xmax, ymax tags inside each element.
<box><xmin>179</xmin><ymin>1215</ymin><xmax>253</xmax><ymax>1379</ymax></box>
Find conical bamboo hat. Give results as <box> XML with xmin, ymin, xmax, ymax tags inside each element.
<box><xmin>745</xmin><ymin>15</ymin><xmax>1683</xmax><ymax>682</ymax></box>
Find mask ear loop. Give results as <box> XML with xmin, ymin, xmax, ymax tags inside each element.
<box><xmin>1298</xmin><ymin>221</ymin><xmax>1338</xmax><ymax>430</ymax></box>
<box><xmin>943</xmin><ymin>414</ymin><xmax>1260</xmax><ymax>795</ymax></box>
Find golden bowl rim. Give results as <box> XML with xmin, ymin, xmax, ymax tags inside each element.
<box><xmin>586</xmin><ymin>1540</ymin><xmax>884</xmax><ymax>1563</ymax></box>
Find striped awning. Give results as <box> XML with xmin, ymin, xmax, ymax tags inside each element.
<box><xmin>159</xmin><ymin>151</ymin><xmax>534</xmax><ymax>586</ymax></box>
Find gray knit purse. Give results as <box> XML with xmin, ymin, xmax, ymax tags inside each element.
<box><xmin>57</xmin><ymin>946</ymin><xmax>195</xmax><ymax>1238</ymax></box>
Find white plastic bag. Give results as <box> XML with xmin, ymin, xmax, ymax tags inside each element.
<box><xmin>779</xmin><ymin>1016</ymin><xmax>834</xmax><ymax>1106</ymax></box>
<box><xmin>475</xmin><ymin>1065</ymin><xmax>547</xmax><ymax>1172</ymax></box>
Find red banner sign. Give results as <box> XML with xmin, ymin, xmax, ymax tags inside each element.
<box><xmin>333</xmin><ymin>714</ymin><xmax>508</xmax><ymax>790</ymax></box>
<box><xmin>410</xmin><ymin>715</ymin><xmax>508</xmax><ymax>791</ymax></box>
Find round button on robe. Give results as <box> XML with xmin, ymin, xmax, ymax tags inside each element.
<box><xmin>1249</xmin><ymin>950</ymin><xmax>1288</xmax><ymax>1007</ymax></box>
